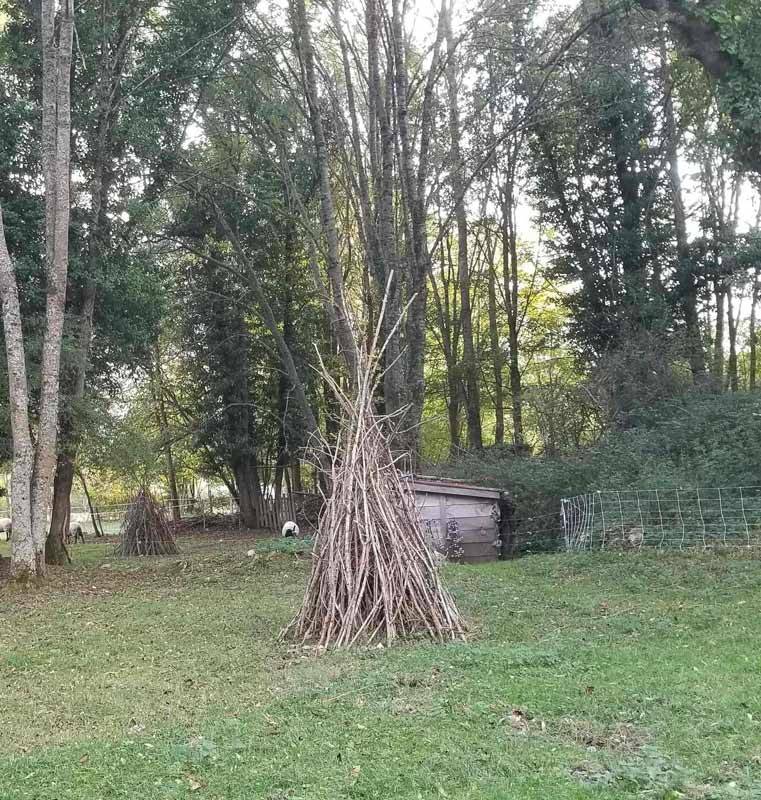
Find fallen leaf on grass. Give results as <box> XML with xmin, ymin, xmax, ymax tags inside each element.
<box><xmin>187</xmin><ymin>774</ymin><xmax>206</xmax><ymax>791</ymax></box>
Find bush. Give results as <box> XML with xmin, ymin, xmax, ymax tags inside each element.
<box><xmin>431</xmin><ymin>391</ymin><xmax>761</xmax><ymax>551</ymax></box>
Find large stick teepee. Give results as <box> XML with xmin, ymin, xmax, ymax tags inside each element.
<box><xmin>116</xmin><ymin>489</ymin><xmax>179</xmax><ymax>557</ymax></box>
<box><xmin>285</xmin><ymin>306</ymin><xmax>465</xmax><ymax>648</ymax></box>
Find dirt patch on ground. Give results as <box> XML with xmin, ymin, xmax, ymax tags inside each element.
<box><xmin>556</xmin><ymin>717</ymin><xmax>648</xmax><ymax>753</ymax></box>
<box><xmin>503</xmin><ymin>708</ymin><xmax>648</xmax><ymax>755</ymax></box>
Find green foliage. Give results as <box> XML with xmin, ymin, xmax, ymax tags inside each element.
<box><xmin>71</xmin><ymin>387</ymin><xmax>165</xmax><ymax>505</ymax></box>
<box><xmin>439</xmin><ymin>392</ymin><xmax>761</xmax><ymax>523</ymax></box>
<box><xmin>530</xmin><ymin>4</ymin><xmax>675</xmax><ymax>358</ymax></box>
<box><xmin>702</xmin><ymin>0</ymin><xmax>761</xmax><ymax>169</ymax></box>
<box><xmin>1</xmin><ymin>541</ymin><xmax>760</xmax><ymax>798</ymax></box>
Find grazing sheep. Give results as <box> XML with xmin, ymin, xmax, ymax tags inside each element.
<box><xmin>626</xmin><ymin>526</ymin><xmax>644</xmax><ymax>549</ymax></box>
<box><xmin>281</xmin><ymin>520</ymin><xmax>300</xmax><ymax>538</ymax></box>
<box><xmin>65</xmin><ymin>523</ymin><xmax>85</xmax><ymax>545</ymax></box>
<box><xmin>0</xmin><ymin>517</ymin><xmax>11</xmax><ymax>542</ymax></box>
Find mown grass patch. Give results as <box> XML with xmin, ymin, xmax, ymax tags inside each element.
<box><xmin>1</xmin><ymin>537</ymin><xmax>760</xmax><ymax>798</ymax></box>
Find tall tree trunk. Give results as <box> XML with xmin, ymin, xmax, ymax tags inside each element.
<box><xmin>445</xmin><ymin>1</ymin><xmax>482</xmax><ymax>450</ymax></box>
<box><xmin>0</xmin><ymin>0</ymin><xmax>75</xmax><ymax>578</ymax></box>
<box><xmin>46</xmin><ymin>283</ymin><xmax>97</xmax><ymax>564</ymax></box>
<box><xmin>0</xmin><ymin>208</ymin><xmax>35</xmax><ymax>577</ymax></box>
<box><xmin>502</xmin><ymin>186</ymin><xmax>524</xmax><ymax>448</ymax></box>
<box><xmin>46</xmin><ymin>454</ymin><xmax>74</xmax><ymax>564</ymax></box>
<box><xmin>661</xmin><ymin>34</ymin><xmax>706</xmax><ymax>380</ymax></box>
<box><xmin>391</xmin><ymin>0</ymin><xmax>446</xmax><ymax>462</ymax></box>
<box><xmin>430</xmin><ymin>234</ymin><xmax>462</xmax><ymax>457</ymax></box>
<box><xmin>290</xmin><ymin>0</ymin><xmax>359</xmax><ymax>384</ymax></box>
<box><xmin>45</xmin><ymin>2</ymin><xmax>144</xmax><ymax>561</ymax></box>
<box><xmin>354</xmin><ymin>0</ymin><xmax>404</xmax><ymax>422</ymax></box>
<box><xmin>726</xmin><ymin>285</ymin><xmax>739</xmax><ymax>392</ymax></box>
<box><xmin>750</xmin><ymin>266</ymin><xmax>760</xmax><ymax>390</ymax></box>
<box><xmin>30</xmin><ymin>0</ymin><xmax>76</xmax><ymax>573</ymax></box>
<box><xmin>234</xmin><ymin>458</ymin><xmax>261</xmax><ymax>529</ymax></box>
<box><xmin>485</xmin><ymin>236</ymin><xmax>505</xmax><ymax>446</ymax></box>
<box><xmin>150</xmin><ymin>346</ymin><xmax>181</xmax><ymax>522</ymax></box>
<box><xmin>713</xmin><ymin>278</ymin><xmax>725</xmax><ymax>385</ymax></box>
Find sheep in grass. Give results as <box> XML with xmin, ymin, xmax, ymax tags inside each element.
<box><xmin>65</xmin><ymin>523</ymin><xmax>85</xmax><ymax>545</ymax></box>
<box><xmin>0</xmin><ymin>517</ymin><xmax>11</xmax><ymax>542</ymax></box>
<box><xmin>281</xmin><ymin>520</ymin><xmax>300</xmax><ymax>538</ymax></box>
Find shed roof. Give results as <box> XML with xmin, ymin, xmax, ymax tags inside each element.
<box><xmin>410</xmin><ymin>475</ymin><xmax>503</xmax><ymax>500</ymax></box>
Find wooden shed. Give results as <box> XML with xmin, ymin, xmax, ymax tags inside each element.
<box><xmin>411</xmin><ymin>476</ymin><xmax>511</xmax><ymax>564</ymax></box>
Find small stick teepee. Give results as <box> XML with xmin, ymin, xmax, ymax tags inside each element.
<box><xmin>116</xmin><ymin>489</ymin><xmax>179</xmax><ymax>557</ymax></box>
<box><xmin>284</xmin><ymin>287</ymin><xmax>465</xmax><ymax>648</ymax></box>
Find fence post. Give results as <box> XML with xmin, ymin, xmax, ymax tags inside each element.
<box><xmin>718</xmin><ymin>488</ymin><xmax>727</xmax><ymax>545</ymax></box>
<box><xmin>676</xmin><ymin>488</ymin><xmax>685</xmax><ymax>549</ymax></box>
<box><xmin>656</xmin><ymin>489</ymin><xmax>665</xmax><ymax>549</ymax></box>
<box><xmin>617</xmin><ymin>491</ymin><xmax>625</xmax><ymax>543</ymax></box>
<box><xmin>740</xmin><ymin>487</ymin><xmax>750</xmax><ymax>546</ymax></box>
<box><xmin>696</xmin><ymin>488</ymin><xmax>707</xmax><ymax>547</ymax></box>
<box><xmin>588</xmin><ymin>493</ymin><xmax>596</xmax><ymax>551</ymax></box>
<box><xmin>635</xmin><ymin>491</ymin><xmax>645</xmax><ymax>547</ymax></box>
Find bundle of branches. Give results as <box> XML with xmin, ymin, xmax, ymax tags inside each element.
<box><xmin>284</xmin><ymin>295</ymin><xmax>465</xmax><ymax>648</ymax></box>
<box><xmin>116</xmin><ymin>489</ymin><xmax>179</xmax><ymax>557</ymax></box>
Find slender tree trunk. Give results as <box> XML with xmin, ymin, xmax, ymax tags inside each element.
<box><xmin>750</xmin><ymin>266</ymin><xmax>760</xmax><ymax>390</ymax></box>
<box><xmin>486</xmin><ymin>239</ymin><xmax>505</xmax><ymax>446</ymax></box>
<box><xmin>274</xmin><ymin>452</ymin><xmax>286</xmax><ymax>505</ymax></box>
<box><xmin>444</xmin><ymin>1</ymin><xmax>482</xmax><ymax>450</ymax></box>
<box><xmin>726</xmin><ymin>285</ymin><xmax>739</xmax><ymax>392</ymax></box>
<box><xmin>274</xmin><ymin>303</ymin><xmax>291</xmax><ymax>506</ymax></box>
<box><xmin>46</xmin><ymin>3</ymin><xmax>141</xmax><ymax>560</ymax></box>
<box><xmin>46</xmin><ymin>283</ymin><xmax>96</xmax><ymax>564</ymax></box>
<box><xmin>660</xmin><ymin>35</ymin><xmax>706</xmax><ymax>380</ymax></box>
<box><xmin>46</xmin><ymin>454</ymin><xmax>73</xmax><ymax>564</ymax></box>
<box><xmin>431</xmin><ymin>235</ymin><xmax>462</xmax><ymax>457</ymax></box>
<box><xmin>150</xmin><ymin>346</ymin><xmax>181</xmax><ymax>522</ymax></box>
<box><xmin>76</xmin><ymin>468</ymin><xmax>104</xmax><ymax>537</ymax></box>
<box><xmin>342</xmin><ymin>0</ymin><xmax>403</xmax><ymax>421</ymax></box>
<box><xmin>0</xmin><ymin>208</ymin><xmax>35</xmax><ymax>578</ymax></box>
<box><xmin>502</xmin><ymin>187</ymin><xmax>524</xmax><ymax>447</ymax></box>
<box><xmin>290</xmin><ymin>0</ymin><xmax>359</xmax><ymax>384</ymax></box>
<box><xmin>391</xmin><ymin>0</ymin><xmax>446</xmax><ymax>462</ymax></box>
<box><xmin>713</xmin><ymin>278</ymin><xmax>725</xmax><ymax>385</ymax></box>
<box><xmin>0</xmin><ymin>0</ymin><xmax>74</xmax><ymax>578</ymax></box>
<box><xmin>31</xmin><ymin>0</ymin><xmax>76</xmax><ymax>573</ymax></box>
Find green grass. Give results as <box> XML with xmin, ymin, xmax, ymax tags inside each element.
<box><xmin>1</xmin><ymin>535</ymin><xmax>760</xmax><ymax>799</ymax></box>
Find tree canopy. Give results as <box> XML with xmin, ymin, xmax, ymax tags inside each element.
<box><xmin>1</xmin><ymin>0</ymin><xmax>761</xmax><ymax>573</ymax></box>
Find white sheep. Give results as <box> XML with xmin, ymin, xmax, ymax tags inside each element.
<box><xmin>0</xmin><ymin>517</ymin><xmax>11</xmax><ymax>542</ymax></box>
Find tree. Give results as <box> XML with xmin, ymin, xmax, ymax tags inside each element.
<box><xmin>444</xmin><ymin>0</ymin><xmax>482</xmax><ymax>449</ymax></box>
<box><xmin>530</xmin><ymin>6</ymin><xmax>673</xmax><ymax>356</ymax></box>
<box><xmin>0</xmin><ymin>0</ymin><xmax>74</xmax><ymax>578</ymax></box>
<box><xmin>636</xmin><ymin>0</ymin><xmax>761</xmax><ymax>172</ymax></box>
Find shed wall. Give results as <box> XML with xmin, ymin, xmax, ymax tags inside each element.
<box><xmin>415</xmin><ymin>489</ymin><xmax>501</xmax><ymax>563</ymax></box>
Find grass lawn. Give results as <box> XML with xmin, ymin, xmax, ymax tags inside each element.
<box><xmin>1</xmin><ymin>534</ymin><xmax>760</xmax><ymax>799</ymax></box>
